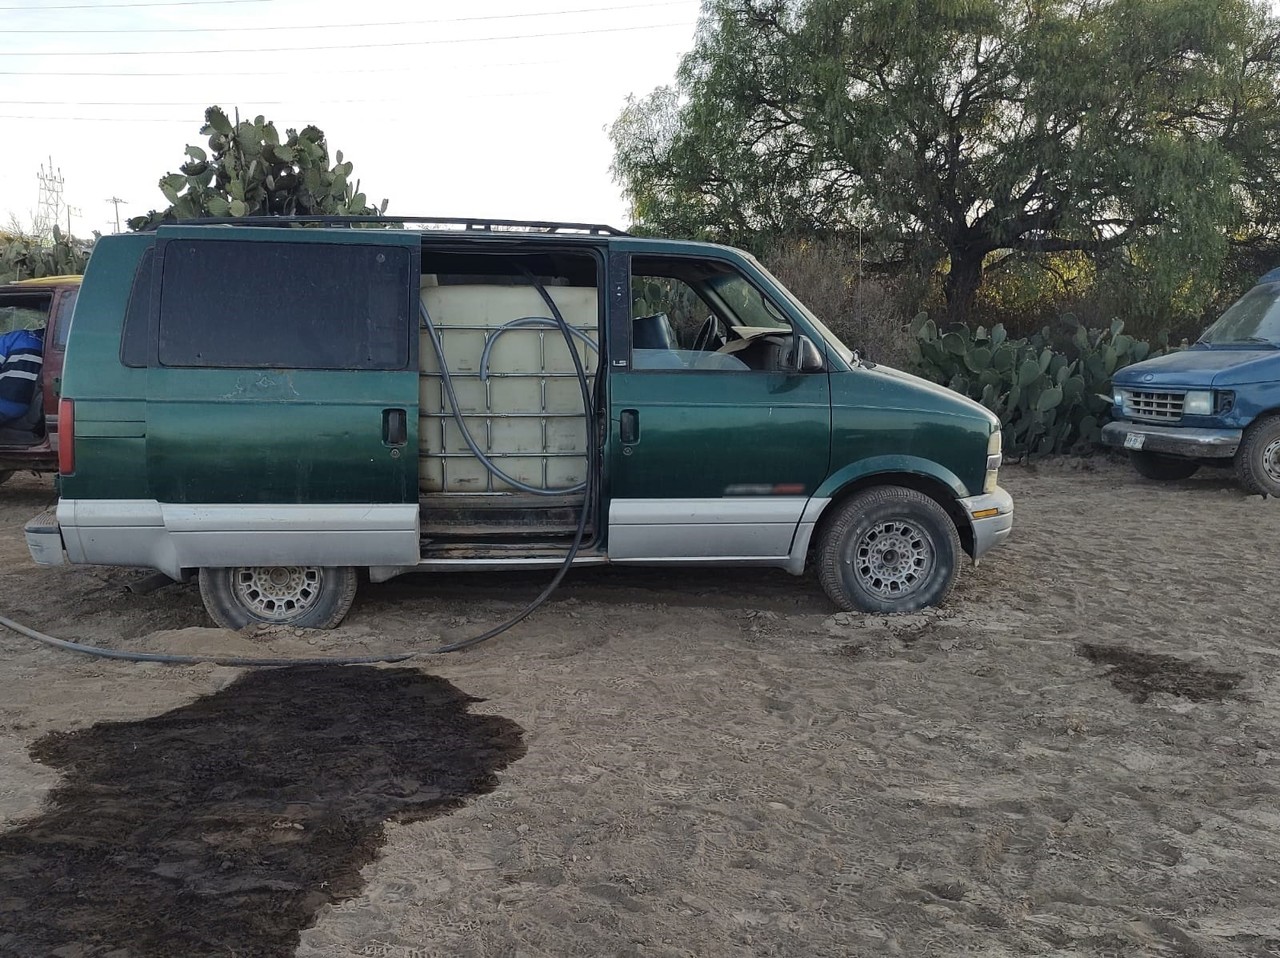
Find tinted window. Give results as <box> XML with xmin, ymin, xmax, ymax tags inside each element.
<box><xmin>158</xmin><ymin>240</ymin><xmax>411</xmax><ymax>369</ymax></box>
<box><xmin>120</xmin><ymin>248</ymin><xmax>155</xmax><ymax>367</ymax></box>
<box><xmin>53</xmin><ymin>287</ymin><xmax>79</xmax><ymax>347</ymax></box>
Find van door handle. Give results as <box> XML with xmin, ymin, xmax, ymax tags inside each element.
<box><xmin>383</xmin><ymin>408</ymin><xmax>407</xmax><ymax>446</ymax></box>
<box><xmin>620</xmin><ymin>409</ymin><xmax>639</xmax><ymax>445</ymax></box>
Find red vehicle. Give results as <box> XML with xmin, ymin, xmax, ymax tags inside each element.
<box><xmin>0</xmin><ymin>275</ymin><xmax>80</xmax><ymax>485</ymax></box>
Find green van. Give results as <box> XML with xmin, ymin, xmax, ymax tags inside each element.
<box><xmin>24</xmin><ymin>217</ymin><xmax>1012</xmax><ymax>629</ymax></box>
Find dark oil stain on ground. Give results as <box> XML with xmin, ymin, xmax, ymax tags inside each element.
<box><xmin>1078</xmin><ymin>643</ymin><xmax>1243</xmax><ymax>704</ymax></box>
<box><xmin>0</xmin><ymin>666</ymin><xmax>525</xmax><ymax>958</ymax></box>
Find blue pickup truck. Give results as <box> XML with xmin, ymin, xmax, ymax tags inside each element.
<box><xmin>1103</xmin><ymin>268</ymin><xmax>1280</xmax><ymax>495</ymax></box>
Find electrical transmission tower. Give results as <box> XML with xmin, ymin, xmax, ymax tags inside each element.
<box><xmin>33</xmin><ymin>158</ymin><xmax>65</xmax><ymax>244</ymax></box>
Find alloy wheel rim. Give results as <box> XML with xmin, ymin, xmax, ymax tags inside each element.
<box><xmin>232</xmin><ymin>566</ymin><xmax>323</xmax><ymax>621</ymax></box>
<box><xmin>849</xmin><ymin>520</ymin><xmax>934</xmax><ymax>599</ymax></box>
<box><xmin>1263</xmin><ymin>438</ymin><xmax>1280</xmax><ymax>484</ymax></box>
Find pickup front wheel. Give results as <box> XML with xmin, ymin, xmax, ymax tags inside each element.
<box><xmin>817</xmin><ymin>486</ymin><xmax>961</xmax><ymax>614</ymax></box>
<box><xmin>199</xmin><ymin>565</ymin><xmax>358</xmax><ymax>630</ymax></box>
<box><xmin>1236</xmin><ymin>415</ymin><xmax>1280</xmax><ymax>497</ymax></box>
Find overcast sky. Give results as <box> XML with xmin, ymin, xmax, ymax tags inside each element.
<box><xmin>0</xmin><ymin>0</ymin><xmax>702</xmax><ymax>237</ymax></box>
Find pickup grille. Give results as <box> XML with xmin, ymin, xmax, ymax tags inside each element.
<box><xmin>1123</xmin><ymin>389</ymin><xmax>1184</xmax><ymax>422</ymax></box>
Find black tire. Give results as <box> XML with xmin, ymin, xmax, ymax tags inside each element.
<box><xmin>198</xmin><ymin>566</ymin><xmax>358</xmax><ymax>630</ymax></box>
<box><xmin>1129</xmin><ymin>451</ymin><xmax>1200</xmax><ymax>481</ymax></box>
<box><xmin>1235</xmin><ymin>414</ymin><xmax>1280</xmax><ymax>497</ymax></box>
<box><xmin>817</xmin><ymin>486</ymin><xmax>961</xmax><ymax>614</ymax></box>
<box><xmin>0</xmin><ymin>470</ymin><xmax>12</xmax><ymax>486</ymax></box>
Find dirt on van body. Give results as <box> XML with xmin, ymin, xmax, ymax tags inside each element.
<box><xmin>1</xmin><ymin>459</ymin><xmax>1279</xmax><ymax>958</ymax></box>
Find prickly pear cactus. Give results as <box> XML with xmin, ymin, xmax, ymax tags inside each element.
<box><xmin>909</xmin><ymin>313</ymin><xmax>1168</xmax><ymax>458</ymax></box>
<box><xmin>0</xmin><ymin>225</ymin><xmax>91</xmax><ymax>283</ymax></box>
<box><xmin>128</xmin><ymin>106</ymin><xmax>388</xmax><ymax>230</ymax></box>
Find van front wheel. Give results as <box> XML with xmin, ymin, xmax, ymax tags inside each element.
<box><xmin>1236</xmin><ymin>415</ymin><xmax>1280</xmax><ymax>497</ymax></box>
<box><xmin>817</xmin><ymin>486</ymin><xmax>961</xmax><ymax>614</ymax></box>
<box><xmin>198</xmin><ymin>565</ymin><xmax>358</xmax><ymax>630</ymax></box>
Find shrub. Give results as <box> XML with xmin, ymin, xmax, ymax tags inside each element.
<box><xmin>760</xmin><ymin>238</ymin><xmax>916</xmax><ymax>369</ymax></box>
<box><xmin>909</xmin><ymin>314</ymin><xmax>1168</xmax><ymax>459</ymax></box>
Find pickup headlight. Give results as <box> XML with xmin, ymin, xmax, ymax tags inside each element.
<box><xmin>1183</xmin><ymin>390</ymin><xmax>1213</xmax><ymax>416</ymax></box>
<box><xmin>984</xmin><ymin>429</ymin><xmax>1002</xmax><ymax>494</ymax></box>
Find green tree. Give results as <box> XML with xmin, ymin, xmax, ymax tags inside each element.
<box><xmin>612</xmin><ymin>0</ymin><xmax>1280</xmax><ymax>325</ymax></box>
<box><xmin>129</xmin><ymin>106</ymin><xmax>387</xmax><ymax>230</ymax></box>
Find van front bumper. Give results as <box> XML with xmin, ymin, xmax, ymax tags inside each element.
<box><xmin>1101</xmin><ymin>421</ymin><xmax>1241</xmax><ymax>459</ymax></box>
<box><xmin>959</xmin><ymin>487</ymin><xmax>1013</xmax><ymax>561</ymax></box>
<box><xmin>24</xmin><ymin>510</ymin><xmax>65</xmax><ymax>566</ymax></box>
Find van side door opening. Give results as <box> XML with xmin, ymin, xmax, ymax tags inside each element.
<box><xmin>416</xmin><ymin>246</ymin><xmax>605</xmax><ymax>553</ymax></box>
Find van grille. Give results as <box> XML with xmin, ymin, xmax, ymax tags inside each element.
<box><xmin>1123</xmin><ymin>389</ymin><xmax>1184</xmax><ymax>422</ymax></box>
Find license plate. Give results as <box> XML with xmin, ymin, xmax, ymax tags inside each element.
<box><xmin>1124</xmin><ymin>433</ymin><xmax>1145</xmax><ymax>450</ymax></box>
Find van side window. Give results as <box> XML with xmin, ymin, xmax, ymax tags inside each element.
<box><xmin>52</xmin><ymin>287</ymin><xmax>79</xmax><ymax>348</ymax></box>
<box><xmin>630</xmin><ymin>256</ymin><xmax>795</xmax><ymax>372</ymax></box>
<box><xmin>120</xmin><ymin>248</ymin><xmax>154</xmax><ymax>367</ymax></box>
<box><xmin>157</xmin><ymin>240</ymin><xmax>411</xmax><ymax>370</ymax></box>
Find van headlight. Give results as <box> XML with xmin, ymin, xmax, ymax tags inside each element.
<box><xmin>984</xmin><ymin>429</ymin><xmax>1002</xmax><ymax>494</ymax></box>
<box><xmin>1182</xmin><ymin>390</ymin><xmax>1213</xmax><ymax>416</ymax></box>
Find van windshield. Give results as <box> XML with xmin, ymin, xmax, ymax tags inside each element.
<box><xmin>1198</xmin><ymin>282</ymin><xmax>1280</xmax><ymax>347</ymax></box>
<box><xmin>744</xmin><ymin>254</ymin><xmax>856</xmax><ymax>364</ymax></box>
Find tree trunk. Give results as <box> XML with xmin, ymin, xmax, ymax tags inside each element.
<box><xmin>944</xmin><ymin>251</ymin><xmax>984</xmax><ymax>325</ymax></box>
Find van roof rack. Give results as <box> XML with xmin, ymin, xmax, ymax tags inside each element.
<box><xmin>144</xmin><ymin>215</ymin><xmax>629</xmax><ymax>236</ymax></box>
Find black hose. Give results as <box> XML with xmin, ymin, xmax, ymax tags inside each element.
<box><xmin>0</xmin><ymin>263</ymin><xmax>600</xmax><ymax>666</ymax></box>
<box><xmin>430</xmin><ymin>264</ymin><xmax>597</xmax><ymax>653</ymax></box>
<box><xmin>0</xmin><ymin>611</ymin><xmax>417</xmax><ymax>667</ymax></box>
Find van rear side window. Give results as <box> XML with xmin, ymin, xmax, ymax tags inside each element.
<box><xmin>120</xmin><ymin>247</ymin><xmax>154</xmax><ymax>367</ymax></box>
<box><xmin>157</xmin><ymin>240</ymin><xmax>411</xmax><ymax>369</ymax></box>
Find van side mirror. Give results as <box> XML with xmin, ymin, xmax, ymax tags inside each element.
<box><xmin>788</xmin><ymin>335</ymin><xmax>824</xmax><ymax>372</ymax></box>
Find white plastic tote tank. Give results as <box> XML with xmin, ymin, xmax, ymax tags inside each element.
<box><xmin>418</xmin><ymin>280</ymin><xmax>599</xmax><ymax>494</ymax></box>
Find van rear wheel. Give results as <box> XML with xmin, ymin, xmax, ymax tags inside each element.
<box><xmin>817</xmin><ymin>486</ymin><xmax>961</xmax><ymax>614</ymax></box>
<box><xmin>198</xmin><ymin>565</ymin><xmax>358</xmax><ymax>630</ymax></box>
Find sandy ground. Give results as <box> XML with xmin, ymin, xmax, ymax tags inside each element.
<box><xmin>2</xmin><ymin>460</ymin><xmax>1279</xmax><ymax>957</ymax></box>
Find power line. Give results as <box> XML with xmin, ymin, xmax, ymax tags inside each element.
<box><xmin>0</xmin><ymin>115</ymin><xmax>205</xmax><ymax>122</ymax></box>
<box><xmin>0</xmin><ymin>57</ymin><xmax>574</xmax><ymax>77</ymax></box>
<box><xmin>0</xmin><ymin>0</ymin><xmax>269</xmax><ymax>8</ymax></box>
<box><xmin>0</xmin><ymin>20</ymin><xmax>694</xmax><ymax>56</ymax></box>
<box><xmin>2</xmin><ymin>0</ymin><xmax>694</xmax><ymax>32</ymax></box>
<box><xmin>0</xmin><ymin>91</ymin><xmax>575</xmax><ymax>106</ymax></box>
<box><xmin>0</xmin><ymin>89</ymin><xmax>579</xmax><ymax>121</ymax></box>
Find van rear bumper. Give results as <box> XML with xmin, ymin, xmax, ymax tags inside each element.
<box><xmin>24</xmin><ymin>510</ymin><xmax>65</xmax><ymax>566</ymax></box>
